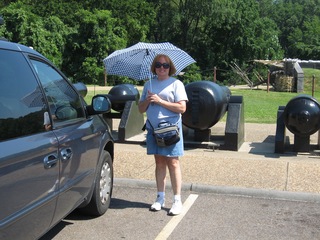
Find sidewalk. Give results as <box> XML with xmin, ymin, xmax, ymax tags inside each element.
<box><xmin>113</xmin><ymin>122</ymin><xmax>320</xmax><ymax>197</ymax></box>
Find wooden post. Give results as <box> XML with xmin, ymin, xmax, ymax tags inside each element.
<box><xmin>312</xmin><ymin>75</ymin><xmax>315</xmax><ymax>97</ymax></box>
<box><xmin>104</xmin><ymin>68</ymin><xmax>107</xmax><ymax>86</ymax></box>
<box><xmin>267</xmin><ymin>70</ymin><xmax>270</xmax><ymax>93</ymax></box>
<box><xmin>213</xmin><ymin>67</ymin><xmax>217</xmax><ymax>82</ymax></box>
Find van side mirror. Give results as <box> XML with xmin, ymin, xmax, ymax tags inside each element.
<box><xmin>87</xmin><ymin>95</ymin><xmax>111</xmax><ymax>115</ymax></box>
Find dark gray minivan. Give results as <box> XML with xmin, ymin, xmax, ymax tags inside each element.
<box><xmin>0</xmin><ymin>39</ymin><xmax>114</xmax><ymax>239</ymax></box>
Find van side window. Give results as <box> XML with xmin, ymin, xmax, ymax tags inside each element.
<box><xmin>0</xmin><ymin>50</ymin><xmax>46</xmax><ymax>141</ymax></box>
<box><xmin>30</xmin><ymin>60</ymin><xmax>85</xmax><ymax>125</ymax></box>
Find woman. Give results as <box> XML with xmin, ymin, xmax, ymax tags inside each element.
<box><xmin>138</xmin><ymin>54</ymin><xmax>188</xmax><ymax>215</ymax></box>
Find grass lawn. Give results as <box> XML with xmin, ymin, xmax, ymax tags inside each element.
<box><xmin>84</xmin><ymin>68</ymin><xmax>320</xmax><ymax>124</ymax></box>
<box><xmin>230</xmin><ymin>89</ymin><xmax>299</xmax><ymax>123</ymax></box>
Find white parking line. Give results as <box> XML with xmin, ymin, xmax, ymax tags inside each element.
<box><xmin>155</xmin><ymin>194</ymin><xmax>199</xmax><ymax>240</ymax></box>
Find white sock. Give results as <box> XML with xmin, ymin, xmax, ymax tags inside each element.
<box><xmin>157</xmin><ymin>192</ymin><xmax>165</xmax><ymax>199</ymax></box>
<box><xmin>174</xmin><ymin>195</ymin><xmax>181</xmax><ymax>202</ymax></box>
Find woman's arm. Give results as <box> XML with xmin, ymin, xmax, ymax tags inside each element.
<box><xmin>139</xmin><ymin>85</ymin><xmax>187</xmax><ymax>114</ymax></box>
<box><xmin>147</xmin><ymin>92</ymin><xmax>186</xmax><ymax>113</ymax></box>
<box><xmin>138</xmin><ymin>98</ymin><xmax>150</xmax><ymax>113</ymax></box>
<box><xmin>158</xmin><ymin>99</ymin><xmax>186</xmax><ymax>114</ymax></box>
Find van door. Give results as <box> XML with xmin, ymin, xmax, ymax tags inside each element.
<box><xmin>0</xmin><ymin>50</ymin><xmax>59</xmax><ymax>240</ymax></box>
<box><xmin>29</xmin><ymin>59</ymin><xmax>102</xmax><ymax>226</ymax></box>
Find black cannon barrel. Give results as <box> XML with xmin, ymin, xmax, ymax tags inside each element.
<box><xmin>283</xmin><ymin>94</ymin><xmax>320</xmax><ymax>137</ymax></box>
<box><xmin>182</xmin><ymin>81</ymin><xmax>231</xmax><ymax>130</ymax></box>
<box><xmin>108</xmin><ymin>84</ymin><xmax>140</xmax><ymax>112</ymax></box>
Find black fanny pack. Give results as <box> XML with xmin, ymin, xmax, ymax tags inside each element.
<box><xmin>147</xmin><ymin>120</ymin><xmax>180</xmax><ymax>147</ymax></box>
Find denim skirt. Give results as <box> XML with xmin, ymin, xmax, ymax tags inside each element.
<box><xmin>146</xmin><ymin>121</ymin><xmax>184</xmax><ymax>157</ymax></box>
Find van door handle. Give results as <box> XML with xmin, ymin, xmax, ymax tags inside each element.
<box><xmin>44</xmin><ymin>154</ymin><xmax>58</xmax><ymax>169</ymax></box>
<box><xmin>61</xmin><ymin>148</ymin><xmax>73</xmax><ymax>162</ymax></box>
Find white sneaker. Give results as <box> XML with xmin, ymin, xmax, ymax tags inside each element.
<box><xmin>169</xmin><ymin>200</ymin><xmax>182</xmax><ymax>215</ymax></box>
<box><xmin>150</xmin><ymin>196</ymin><xmax>165</xmax><ymax>211</ymax></box>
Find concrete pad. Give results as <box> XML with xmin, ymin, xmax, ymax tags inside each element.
<box><xmin>287</xmin><ymin>161</ymin><xmax>320</xmax><ymax>193</ymax></box>
<box><xmin>113</xmin><ymin>122</ymin><xmax>320</xmax><ymax>195</ymax></box>
<box><xmin>113</xmin><ymin>143</ymin><xmax>312</xmax><ymax>194</ymax></box>
<box><xmin>114</xmin><ymin>144</ymin><xmax>155</xmax><ymax>181</ymax></box>
<box><xmin>180</xmin><ymin>154</ymin><xmax>288</xmax><ymax>191</ymax></box>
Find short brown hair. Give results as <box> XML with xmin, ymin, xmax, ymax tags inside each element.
<box><xmin>150</xmin><ymin>54</ymin><xmax>177</xmax><ymax>76</ymax></box>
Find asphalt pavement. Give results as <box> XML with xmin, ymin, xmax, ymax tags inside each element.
<box><xmin>42</xmin><ymin>185</ymin><xmax>320</xmax><ymax>240</ymax></box>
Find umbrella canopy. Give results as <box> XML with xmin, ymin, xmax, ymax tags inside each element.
<box><xmin>103</xmin><ymin>42</ymin><xmax>196</xmax><ymax>81</ymax></box>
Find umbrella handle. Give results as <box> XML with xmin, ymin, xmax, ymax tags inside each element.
<box><xmin>149</xmin><ymin>76</ymin><xmax>152</xmax><ymax>92</ymax></box>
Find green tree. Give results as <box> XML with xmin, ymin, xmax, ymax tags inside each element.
<box><xmin>63</xmin><ymin>9</ymin><xmax>127</xmax><ymax>84</ymax></box>
<box><xmin>251</xmin><ymin>17</ymin><xmax>283</xmax><ymax>60</ymax></box>
<box><xmin>148</xmin><ymin>0</ymin><xmax>210</xmax><ymax>52</ymax></box>
<box><xmin>288</xmin><ymin>16</ymin><xmax>320</xmax><ymax>59</ymax></box>
<box><xmin>271</xmin><ymin>0</ymin><xmax>320</xmax><ymax>59</ymax></box>
<box><xmin>199</xmin><ymin>1</ymin><xmax>275</xmax><ymax>66</ymax></box>
<box><xmin>148</xmin><ymin>0</ymin><xmax>213</xmax><ymax>80</ymax></box>
<box><xmin>1</xmin><ymin>2</ymin><xmax>70</xmax><ymax>66</ymax></box>
<box><xmin>104</xmin><ymin>0</ymin><xmax>155</xmax><ymax>45</ymax></box>
<box><xmin>5</xmin><ymin>0</ymin><xmax>320</xmax><ymax>86</ymax></box>
<box><xmin>256</xmin><ymin>0</ymin><xmax>276</xmax><ymax>18</ymax></box>
<box><xmin>148</xmin><ymin>0</ymin><xmax>283</xmax><ymax>83</ymax></box>
<box><xmin>19</xmin><ymin>0</ymin><xmax>83</xmax><ymax>25</ymax></box>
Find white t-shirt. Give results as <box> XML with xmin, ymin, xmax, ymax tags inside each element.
<box><xmin>140</xmin><ymin>77</ymin><xmax>188</xmax><ymax>129</ymax></box>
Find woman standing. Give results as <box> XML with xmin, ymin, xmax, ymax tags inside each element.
<box><xmin>138</xmin><ymin>54</ymin><xmax>188</xmax><ymax>215</ymax></box>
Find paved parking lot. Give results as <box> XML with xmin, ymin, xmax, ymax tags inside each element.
<box><xmin>41</xmin><ymin>184</ymin><xmax>320</xmax><ymax>240</ymax></box>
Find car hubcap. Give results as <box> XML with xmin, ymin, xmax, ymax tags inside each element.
<box><xmin>100</xmin><ymin>161</ymin><xmax>111</xmax><ymax>204</ymax></box>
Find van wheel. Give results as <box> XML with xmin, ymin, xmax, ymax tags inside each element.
<box><xmin>81</xmin><ymin>151</ymin><xmax>113</xmax><ymax>216</ymax></box>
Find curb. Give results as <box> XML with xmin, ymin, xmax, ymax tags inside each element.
<box><xmin>114</xmin><ymin>178</ymin><xmax>320</xmax><ymax>203</ymax></box>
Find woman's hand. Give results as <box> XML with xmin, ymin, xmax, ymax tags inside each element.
<box><xmin>147</xmin><ymin>91</ymin><xmax>162</xmax><ymax>104</ymax></box>
<box><xmin>138</xmin><ymin>90</ymin><xmax>161</xmax><ymax>113</ymax></box>
<box><xmin>139</xmin><ymin>90</ymin><xmax>186</xmax><ymax>114</ymax></box>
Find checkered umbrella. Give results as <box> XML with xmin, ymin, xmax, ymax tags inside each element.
<box><xmin>103</xmin><ymin>42</ymin><xmax>196</xmax><ymax>81</ymax></box>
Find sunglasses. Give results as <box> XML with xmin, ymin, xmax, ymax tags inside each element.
<box><xmin>155</xmin><ymin>62</ymin><xmax>170</xmax><ymax>69</ymax></box>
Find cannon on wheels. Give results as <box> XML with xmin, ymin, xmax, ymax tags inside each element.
<box><xmin>182</xmin><ymin>81</ymin><xmax>245</xmax><ymax>151</ymax></box>
<box><xmin>275</xmin><ymin>94</ymin><xmax>320</xmax><ymax>153</ymax></box>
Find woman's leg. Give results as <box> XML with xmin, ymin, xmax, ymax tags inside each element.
<box><xmin>154</xmin><ymin>154</ymin><xmax>167</xmax><ymax>192</ymax></box>
<box><xmin>167</xmin><ymin>157</ymin><xmax>181</xmax><ymax>196</ymax></box>
<box><xmin>150</xmin><ymin>154</ymin><xmax>168</xmax><ymax>211</ymax></box>
<box><xmin>167</xmin><ymin>156</ymin><xmax>183</xmax><ymax>215</ymax></box>
<box><xmin>152</xmin><ymin>155</ymin><xmax>182</xmax><ymax>215</ymax></box>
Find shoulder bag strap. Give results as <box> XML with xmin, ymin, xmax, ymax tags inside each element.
<box><xmin>146</xmin><ymin>119</ymin><xmax>154</xmax><ymax>130</ymax></box>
